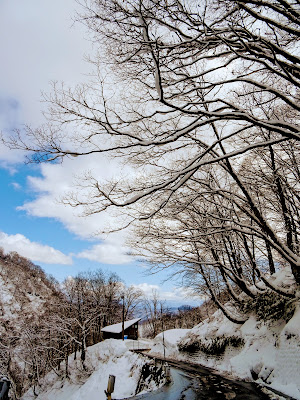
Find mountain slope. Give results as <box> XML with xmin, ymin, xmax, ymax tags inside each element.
<box><xmin>0</xmin><ymin>249</ymin><xmax>61</xmax><ymax>399</ymax></box>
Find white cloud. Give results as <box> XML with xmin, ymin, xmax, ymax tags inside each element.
<box><xmin>0</xmin><ymin>141</ymin><xmax>26</xmax><ymax>171</ymax></box>
<box><xmin>130</xmin><ymin>283</ymin><xmax>161</xmax><ymax>297</ymax></box>
<box><xmin>0</xmin><ymin>0</ymin><xmax>94</xmax><ymax>168</ymax></box>
<box><xmin>19</xmin><ymin>155</ymin><xmax>124</xmax><ymax>234</ymax></box>
<box><xmin>0</xmin><ymin>0</ymin><xmax>93</xmax><ymax>127</ymax></box>
<box><xmin>77</xmin><ymin>237</ymin><xmax>133</xmax><ymax>265</ymax></box>
<box><xmin>0</xmin><ymin>232</ymin><xmax>72</xmax><ymax>265</ymax></box>
<box><xmin>11</xmin><ymin>182</ymin><xmax>21</xmax><ymax>190</ymax></box>
<box><xmin>0</xmin><ymin>98</ymin><xmax>26</xmax><ymax>168</ymax></box>
<box><xmin>17</xmin><ymin>155</ymin><xmax>134</xmax><ymax>264</ymax></box>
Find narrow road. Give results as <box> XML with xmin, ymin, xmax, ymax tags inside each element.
<box><xmin>126</xmin><ymin>353</ymin><xmax>296</xmax><ymax>400</ymax></box>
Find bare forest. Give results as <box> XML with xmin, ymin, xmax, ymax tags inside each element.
<box><xmin>0</xmin><ymin>251</ymin><xmax>145</xmax><ymax>398</ymax></box>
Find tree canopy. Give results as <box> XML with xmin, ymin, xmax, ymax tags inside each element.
<box><xmin>4</xmin><ymin>0</ymin><xmax>300</xmax><ymax>321</ymax></box>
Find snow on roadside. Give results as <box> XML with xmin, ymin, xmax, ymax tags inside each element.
<box><xmin>150</xmin><ymin>329</ymin><xmax>191</xmax><ymax>357</ymax></box>
<box><xmin>149</xmin><ymin>307</ymin><xmax>300</xmax><ymax>400</ymax></box>
<box><xmin>22</xmin><ymin>339</ymin><xmax>151</xmax><ymax>400</ymax></box>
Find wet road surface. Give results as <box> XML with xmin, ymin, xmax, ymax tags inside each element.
<box><xmin>124</xmin><ymin>352</ymin><xmax>297</xmax><ymax>400</ymax></box>
<box><xmin>127</xmin><ymin>367</ymin><xmax>272</xmax><ymax>400</ymax></box>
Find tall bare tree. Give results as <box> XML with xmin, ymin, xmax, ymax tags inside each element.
<box><xmin>3</xmin><ymin>1</ymin><xmax>300</xmax><ymax>313</ymax></box>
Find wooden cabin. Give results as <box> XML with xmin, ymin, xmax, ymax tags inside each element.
<box><xmin>101</xmin><ymin>318</ymin><xmax>141</xmax><ymax>340</ymax></box>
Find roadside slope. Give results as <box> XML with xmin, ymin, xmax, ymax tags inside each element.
<box><xmin>149</xmin><ymin>304</ymin><xmax>300</xmax><ymax>399</ymax></box>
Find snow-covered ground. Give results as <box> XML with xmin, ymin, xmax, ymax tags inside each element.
<box><xmin>21</xmin><ymin>339</ymin><xmax>160</xmax><ymax>400</ymax></box>
<box><xmin>149</xmin><ymin>307</ymin><xmax>300</xmax><ymax>399</ymax></box>
<box><xmin>150</xmin><ymin>329</ymin><xmax>191</xmax><ymax>357</ymax></box>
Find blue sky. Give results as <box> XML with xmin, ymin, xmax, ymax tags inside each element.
<box><xmin>0</xmin><ymin>0</ymin><xmax>201</xmax><ymax>306</ymax></box>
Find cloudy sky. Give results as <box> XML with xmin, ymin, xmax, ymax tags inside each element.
<box><xmin>0</xmin><ymin>0</ymin><xmax>201</xmax><ymax>306</ymax></box>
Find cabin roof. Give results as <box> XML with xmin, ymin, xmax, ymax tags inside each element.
<box><xmin>101</xmin><ymin>318</ymin><xmax>141</xmax><ymax>334</ymax></box>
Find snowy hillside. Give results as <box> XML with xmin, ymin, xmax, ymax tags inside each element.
<box><xmin>0</xmin><ymin>251</ymin><xmax>61</xmax><ymax>398</ymax></box>
<box><xmin>150</xmin><ymin>305</ymin><xmax>300</xmax><ymax>399</ymax></box>
<box><xmin>0</xmin><ymin>254</ymin><xmax>58</xmax><ymax>324</ymax></box>
<box><xmin>21</xmin><ymin>339</ymin><xmax>163</xmax><ymax>400</ymax></box>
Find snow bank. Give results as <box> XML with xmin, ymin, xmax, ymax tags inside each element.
<box><xmin>150</xmin><ymin>329</ymin><xmax>191</xmax><ymax>357</ymax></box>
<box><xmin>149</xmin><ymin>306</ymin><xmax>300</xmax><ymax>399</ymax></box>
<box><xmin>22</xmin><ymin>340</ymin><xmax>150</xmax><ymax>400</ymax></box>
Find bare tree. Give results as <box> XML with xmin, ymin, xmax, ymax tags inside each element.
<box><xmin>60</xmin><ymin>270</ymin><xmax>123</xmax><ymax>365</ymax></box>
<box><xmin>122</xmin><ymin>285</ymin><xmax>144</xmax><ymax>320</ymax></box>
<box><xmin>142</xmin><ymin>289</ymin><xmax>168</xmax><ymax>338</ymax></box>
<box><xmin>3</xmin><ymin>1</ymin><xmax>300</xmax><ymax>311</ymax></box>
